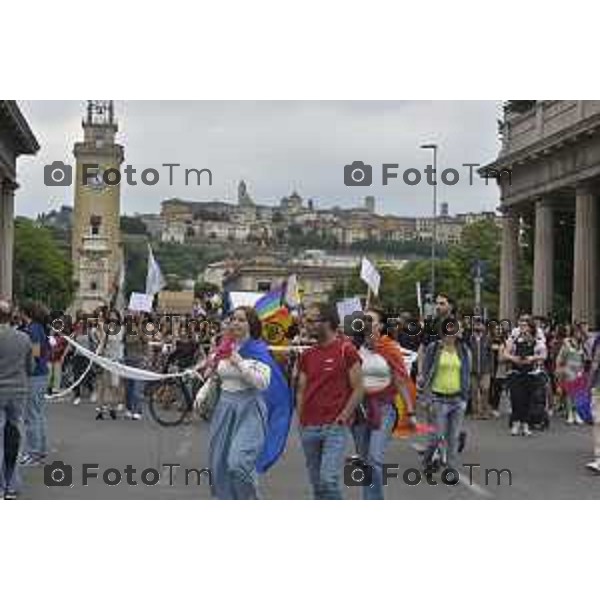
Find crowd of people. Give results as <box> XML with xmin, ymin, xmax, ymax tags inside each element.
<box><xmin>1</xmin><ymin>292</ymin><xmax>600</xmax><ymax>500</ymax></box>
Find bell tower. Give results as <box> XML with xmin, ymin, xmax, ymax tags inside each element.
<box><xmin>72</xmin><ymin>100</ymin><xmax>124</xmax><ymax>312</ymax></box>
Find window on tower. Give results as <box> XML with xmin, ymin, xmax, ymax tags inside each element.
<box><xmin>90</xmin><ymin>281</ymin><xmax>98</xmax><ymax>291</ymax></box>
<box><xmin>90</xmin><ymin>215</ymin><xmax>102</xmax><ymax>236</ymax></box>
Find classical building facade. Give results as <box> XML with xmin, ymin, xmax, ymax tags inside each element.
<box><xmin>0</xmin><ymin>101</ymin><xmax>39</xmax><ymax>300</ymax></box>
<box><xmin>72</xmin><ymin>101</ymin><xmax>124</xmax><ymax>312</ymax></box>
<box><xmin>485</xmin><ymin>100</ymin><xmax>600</xmax><ymax>325</ymax></box>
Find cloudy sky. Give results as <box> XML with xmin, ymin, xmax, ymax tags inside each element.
<box><xmin>15</xmin><ymin>101</ymin><xmax>502</xmax><ymax>218</ymax></box>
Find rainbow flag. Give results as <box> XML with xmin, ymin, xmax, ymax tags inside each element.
<box><xmin>254</xmin><ymin>287</ymin><xmax>285</xmax><ymax>320</ymax></box>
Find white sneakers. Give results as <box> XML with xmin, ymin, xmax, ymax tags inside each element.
<box><xmin>511</xmin><ymin>421</ymin><xmax>531</xmax><ymax>436</ymax></box>
<box><xmin>585</xmin><ymin>459</ymin><xmax>600</xmax><ymax>473</ymax></box>
<box><xmin>567</xmin><ymin>411</ymin><xmax>584</xmax><ymax>425</ymax></box>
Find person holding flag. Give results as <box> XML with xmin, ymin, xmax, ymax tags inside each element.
<box><xmin>206</xmin><ymin>306</ymin><xmax>293</xmax><ymax>499</ymax></box>
<box><xmin>351</xmin><ymin>307</ymin><xmax>416</xmax><ymax>499</ymax></box>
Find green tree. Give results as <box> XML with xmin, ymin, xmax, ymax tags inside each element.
<box><xmin>13</xmin><ymin>217</ymin><xmax>75</xmax><ymax>310</ymax></box>
<box><xmin>120</xmin><ymin>215</ymin><xmax>148</xmax><ymax>235</ymax></box>
<box><xmin>328</xmin><ymin>220</ymin><xmax>502</xmax><ymax>316</ymax></box>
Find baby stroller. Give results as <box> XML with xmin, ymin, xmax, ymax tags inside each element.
<box><xmin>528</xmin><ymin>369</ymin><xmax>551</xmax><ymax>430</ymax></box>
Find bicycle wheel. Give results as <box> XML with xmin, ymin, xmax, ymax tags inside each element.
<box><xmin>147</xmin><ymin>379</ymin><xmax>192</xmax><ymax>426</ymax></box>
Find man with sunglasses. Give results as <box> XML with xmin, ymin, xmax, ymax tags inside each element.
<box><xmin>296</xmin><ymin>304</ymin><xmax>363</xmax><ymax>499</ymax></box>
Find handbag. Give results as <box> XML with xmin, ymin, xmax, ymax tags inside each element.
<box><xmin>194</xmin><ymin>375</ymin><xmax>220</xmax><ymax>421</ymax></box>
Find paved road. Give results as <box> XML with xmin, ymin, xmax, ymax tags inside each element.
<box><xmin>20</xmin><ymin>400</ymin><xmax>600</xmax><ymax>499</ymax></box>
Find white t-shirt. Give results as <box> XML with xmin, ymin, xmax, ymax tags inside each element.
<box><xmin>217</xmin><ymin>357</ymin><xmax>271</xmax><ymax>392</ymax></box>
<box><xmin>359</xmin><ymin>346</ymin><xmax>392</xmax><ymax>393</ymax></box>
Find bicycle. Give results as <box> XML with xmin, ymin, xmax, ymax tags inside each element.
<box><xmin>146</xmin><ymin>369</ymin><xmax>204</xmax><ymax>427</ymax></box>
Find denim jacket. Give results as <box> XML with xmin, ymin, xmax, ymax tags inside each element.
<box><xmin>421</xmin><ymin>340</ymin><xmax>471</xmax><ymax>402</ymax></box>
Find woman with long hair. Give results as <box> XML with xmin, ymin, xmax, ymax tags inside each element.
<box><xmin>556</xmin><ymin>323</ymin><xmax>588</xmax><ymax>425</ymax></box>
<box><xmin>351</xmin><ymin>308</ymin><xmax>415</xmax><ymax>499</ymax></box>
<box><xmin>94</xmin><ymin>308</ymin><xmax>124</xmax><ymax>420</ymax></box>
<box><xmin>206</xmin><ymin>306</ymin><xmax>292</xmax><ymax>499</ymax></box>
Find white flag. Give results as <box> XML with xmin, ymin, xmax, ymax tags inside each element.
<box><xmin>360</xmin><ymin>257</ymin><xmax>381</xmax><ymax>296</ymax></box>
<box><xmin>284</xmin><ymin>274</ymin><xmax>301</xmax><ymax>308</ymax></box>
<box><xmin>146</xmin><ymin>244</ymin><xmax>166</xmax><ymax>297</ymax></box>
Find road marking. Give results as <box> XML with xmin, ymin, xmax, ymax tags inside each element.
<box><xmin>457</xmin><ymin>469</ymin><xmax>493</xmax><ymax>498</ymax></box>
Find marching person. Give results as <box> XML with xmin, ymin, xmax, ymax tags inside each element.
<box><xmin>206</xmin><ymin>306</ymin><xmax>292</xmax><ymax>499</ymax></box>
<box><xmin>586</xmin><ymin>332</ymin><xmax>600</xmax><ymax>472</ymax></box>
<box><xmin>468</xmin><ymin>318</ymin><xmax>494</xmax><ymax>419</ymax></box>
<box><xmin>20</xmin><ymin>301</ymin><xmax>51</xmax><ymax>467</ymax></box>
<box><xmin>95</xmin><ymin>308</ymin><xmax>125</xmax><ymax>420</ymax></box>
<box><xmin>71</xmin><ymin>313</ymin><xmax>97</xmax><ymax>405</ymax></box>
<box><xmin>419</xmin><ymin>324</ymin><xmax>471</xmax><ymax>470</ymax></box>
<box><xmin>503</xmin><ymin>315</ymin><xmax>547</xmax><ymax>436</ymax></box>
<box><xmin>296</xmin><ymin>304</ymin><xmax>363</xmax><ymax>499</ymax></box>
<box><xmin>0</xmin><ymin>300</ymin><xmax>33</xmax><ymax>499</ymax></box>
<box><xmin>352</xmin><ymin>308</ymin><xmax>415</xmax><ymax>499</ymax></box>
<box><xmin>556</xmin><ymin>323</ymin><xmax>588</xmax><ymax>425</ymax></box>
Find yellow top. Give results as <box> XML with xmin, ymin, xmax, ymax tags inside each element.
<box><xmin>431</xmin><ymin>348</ymin><xmax>461</xmax><ymax>395</ymax></box>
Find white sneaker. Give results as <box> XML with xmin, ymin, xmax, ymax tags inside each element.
<box><xmin>73</xmin><ymin>397</ymin><xmax>81</xmax><ymax>406</ymax></box>
<box><xmin>124</xmin><ymin>410</ymin><xmax>133</xmax><ymax>419</ymax></box>
<box><xmin>574</xmin><ymin>413</ymin><xmax>584</xmax><ymax>425</ymax></box>
<box><xmin>132</xmin><ymin>413</ymin><xmax>142</xmax><ymax>421</ymax></box>
<box><xmin>567</xmin><ymin>412</ymin><xmax>575</xmax><ymax>425</ymax></box>
<box><xmin>585</xmin><ymin>459</ymin><xmax>600</xmax><ymax>473</ymax></box>
<box><xmin>521</xmin><ymin>423</ymin><xmax>532</xmax><ymax>436</ymax></box>
<box><xmin>511</xmin><ymin>422</ymin><xmax>520</xmax><ymax>436</ymax></box>
<box><xmin>491</xmin><ymin>410</ymin><xmax>501</xmax><ymax>419</ymax></box>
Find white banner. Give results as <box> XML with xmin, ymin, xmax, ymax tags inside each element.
<box><xmin>360</xmin><ymin>257</ymin><xmax>381</xmax><ymax>296</ymax></box>
<box><xmin>336</xmin><ymin>297</ymin><xmax>363</xmax><ymax>323</ymax></box>
<box><xmin>128</xmin><ymin>292</ymin><xmax>154</xmax><ymax>313</ymax></box>
<box><xmin>58</xmin><ymin>335</ymin><xmax>196</xmax><ymax>382</ymax></box>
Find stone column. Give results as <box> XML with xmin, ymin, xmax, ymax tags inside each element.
<box><xmin>572</xmin><ymin>183</ymin><xmax>598</xmax><ymax>326</ymax></box>
<box><xmin>0</xmin><ymin>180</ymin><xmax>16</xmax><ymax>301</ymax></box>
<box><xmin>499</xmin><ymin>207</ymin><xmax>519</xmax><ymax>323</ymax></box>
<box><xmin>532</xmin><ymin>198</ymin><xmax>554</xmax><ymax>317</ymax></box>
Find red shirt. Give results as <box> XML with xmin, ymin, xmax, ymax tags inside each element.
<box><xmin>298</xmin><ymin>337</ymin><xmax>361</xmax><ymax>426</ymax></box>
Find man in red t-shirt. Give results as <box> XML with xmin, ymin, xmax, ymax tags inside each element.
<box><xmin>296</xmin><ymin>304</ymin><xmax>363</xmax><ymax>499</ymax></box>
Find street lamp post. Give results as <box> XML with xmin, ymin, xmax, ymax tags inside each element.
<box><xmin>421</xmin><ymin>143</ymin><xmax>438</xmax><ymax>303</ymax></box>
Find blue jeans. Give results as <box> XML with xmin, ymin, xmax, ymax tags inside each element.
<box><xmin>351</xmin><ymin>403</ymin><xmax>396</xmax><ymax>500</ymax></box>
<box><xmin>124</xmin><ymin>357</ymin><xmax>144</xmax><ymax>414</ymax></box>
<box><xmin>428</xmin><ymin>395</ymin><xmax>466</xmax><ymax>469</ymax></box>
<box><xmin>0</xmin><ymin>399</ymin><xmax>24</xmax><ymax>492</ymax></box>
<box><xmin>300</xmin><ymin>424</ymin><xmax>348</xmax><ymax>499</ymax></box>
<box><xmin>25</xmin><ymin>375</ymin><xmax>48</xmax><ymax>457</ymax></box>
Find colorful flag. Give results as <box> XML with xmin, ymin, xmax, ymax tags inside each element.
<box><xmin>254</xmin><ymin>286</ymin><xmax>285</xmax><ymax>320</ymax></box>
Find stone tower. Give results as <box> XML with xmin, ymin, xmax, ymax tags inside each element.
<box><xmin>238</xmin><ymin>179</ymin><xmax>254</xmax><ymax>206</ymax></box>
<box><xmin>72</xmin><ymin>100</ymin><xmax>124</xmax><ymax>313</ymax></box>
